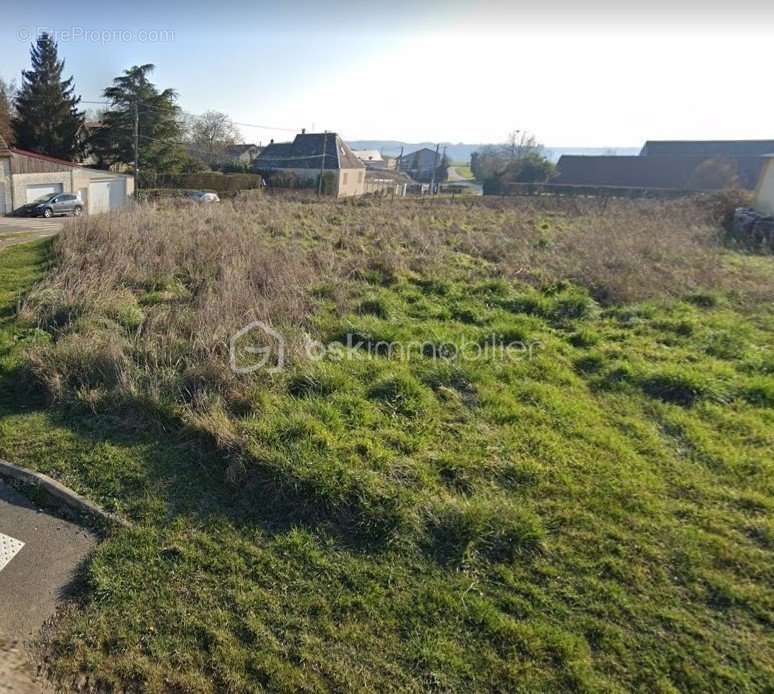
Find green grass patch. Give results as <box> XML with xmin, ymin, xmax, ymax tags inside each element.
<box><xmin>1</xmin><ymin>219</ymin><xmax>774</xmax><ymax>692</ymax></box>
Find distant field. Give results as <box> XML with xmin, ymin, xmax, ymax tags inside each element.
<box><xmin>1</xmin><ymin>197</ymin><xmax>773</xmax><ymax>692</ymax></box>
<box><xmin>451</xmin><ymin>164</ymin><xmax>474</xmax><ymax>179</ymax></box>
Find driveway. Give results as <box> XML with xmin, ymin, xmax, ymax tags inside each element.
<box><xmin>0</xmin><ymin>218</ymin><xmax>64</xmax><ymax>251</ymax></box>
<box><xmin>0</xmin><ymin>479</ymin><xmax>95</xmax><ymax>691</ymax></box>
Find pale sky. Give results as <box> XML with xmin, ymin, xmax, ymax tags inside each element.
<box><xmin>1</xmin><ymin>0</ymin><xmax>772</xmax><ymax>147</ymax></box>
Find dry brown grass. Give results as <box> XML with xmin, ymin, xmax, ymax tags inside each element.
<box><xmin>18</xmin><ymin>195</ymin><xmax>770</xmax><ymax>409</ymax></box>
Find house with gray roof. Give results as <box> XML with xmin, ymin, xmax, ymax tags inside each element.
<box><xmin>555</xmin><ymin>154</ymin><xmax>766</xmax><ymax>192</ymax></box>
<box><xmin>398</xmin><ymin>147</ymin><xmax>439</xmax><ymax>182</ymax></box>
<box><xmin>640</xmin><ymin>140</ymin><xmax>774</xmax><ymax>158</ymax></box>
<box><xmin>253</xmin><ymin>132</ymin><xmax>365</xmax><ymax>197</ymax></box>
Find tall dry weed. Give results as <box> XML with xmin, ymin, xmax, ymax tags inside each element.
<box><xmin>18</xmin><ymin>195</ymin><xmax>769</xmax><ymax>409</ymax></box>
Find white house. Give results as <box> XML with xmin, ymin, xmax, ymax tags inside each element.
<box><xmin>253</xmin><ymin>132</ymin><xmax>365</xmax><ymax>198</ymax></box>
<box><xmin>0</xmin><ymin>137</ymin><xmax>134</xmax><ymax>216</ymax></box>
<box><xmin>754</xmin><ymin>155</ymin><xmax>774</xmax><ymax>216</ymax></box>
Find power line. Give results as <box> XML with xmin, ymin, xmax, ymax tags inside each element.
<box><xmin>134</xmin><ymin>99</ymin><xmax>301</xmax><ymax>132</ymax></box>
<box><xmin>14</xmin><ymin>94</ymin><xmax>304</xmax><ymax>133</ymax></box>
<box><xmin>137</xmin><ymin>133</ymin><xmax>337</xmax><ymax>166</ymax></box>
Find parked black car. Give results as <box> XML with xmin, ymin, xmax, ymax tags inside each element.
<box><xmin>16</xmin><ymin>193</ymin><xmax>84</xmax><ymax>218</ymax></box>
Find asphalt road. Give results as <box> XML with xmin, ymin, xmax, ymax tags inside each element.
<box><xmin>0</xmin><ymin>480</ymin><xmax>95</xmax><ymax>645</ymax></box>
<box><xmin>0</xmin><ymin>218</ymin><xmax>63</xmax><ymax>251</ymax></box>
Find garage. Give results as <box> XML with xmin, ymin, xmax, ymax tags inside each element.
<box><xmin>0</xmin><ymin>146</ymin><xmax>134</xmax><ymax>217</ymax></box>
<box><xmin>25</xmin><ymin>182</ymin><xmax>63</xmax><ymax>204</ymax></box>
<box><xmin>88</xmin><ymin>179</ymin><xmax>126</xmax><ymax>215</ymax></box>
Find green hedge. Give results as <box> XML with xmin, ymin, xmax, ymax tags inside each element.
<box><xmin>154</xmin><ymin>172</ymin><xmax>265</xmax><ymax>194</ymax></box>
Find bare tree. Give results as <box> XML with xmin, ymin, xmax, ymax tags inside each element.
<box><xmin>189</xmin><ymin>110</ymin><xmax>241</xmax><ymax>168</ymax></box>
<box><xmin>503</xmin><ymin>130</ymin><xmax>542</xmax><ymax>160</ymax></box>
<box><xmin>471</xmin><ymin>131</ymin><xmax>554</xmax><ymax>192</ymax></box>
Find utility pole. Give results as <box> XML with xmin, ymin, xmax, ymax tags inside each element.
<box><xmin>429</xmin><ymin>143</ymin><xmax>440</xmax><ymax>195</ymax></box>
<box><xmin>318</xmin><ymin>130</ymin><xmax>327</xmax><ymax>196</ymax></box>
<box><xmin>133</xmin><ymin>99</ymin><xmax>139</xmax><ymax>186</ymax></box>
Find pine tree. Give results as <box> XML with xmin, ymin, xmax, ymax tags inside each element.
<box><xmin>12</xmin><ymin>34</ymin><xmax>84</xmax><ymax>159</ymax></box>
<box><xmin>91</xmin><ymin>64</ymin><xmax>187</xmax><ymax>184</ymax></box>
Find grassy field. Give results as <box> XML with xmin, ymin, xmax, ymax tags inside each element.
<box><xmin>1</xmin><ymin>197</ymin><xmax>773</xmax><ymax>692</ymax></box>
<box><xmin>450</xmin><ymin>164</ymin><xmax>474</xmax><ymax>180</ymax></box>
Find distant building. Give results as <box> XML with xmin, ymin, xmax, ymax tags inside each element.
<box><xmin>352</xmin><ymin>149</ymin><xmax>386</xmax><ymax>169</ymax></box>
<box><xmin>640</xmin><ymin>140</ymin><xmax>774</xmax><ymax>158</ymax></box>
<box><xmin>398</xmin><ymin>147</ymin><xmax>439</xmax><ymax>181</ymax></box>
<box><xmin>223</xmin><ymin>144</ymin><xmax>261</xmax><ymax>166</ymax></box>
<box><xmin>554</xmin><ymin>154</ymin><xmax>766</xmax><ymax>191</ymax></box>
<box><xmin>253</xmin><ymin>132</ymin><xmax>365</xmax><ymax>197</ymax></box>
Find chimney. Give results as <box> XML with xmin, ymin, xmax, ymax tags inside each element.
<box><xmin>301</xmin><ymin>128</ymin><xmax>306</xmax><ymax>134</ymax></box>
<box><xmin>270</xmin><ymin>139</ymin><xmax>274</xmax><ymax>145</ymax></box>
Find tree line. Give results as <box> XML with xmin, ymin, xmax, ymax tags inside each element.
<box><xmin>470</xmin><ymin>131</ymin><xmax>557</xmax><ymax>193</ymax></box>
<box><xmin>0</xmin><ymin>33</ymin><xmax>244</xmax><ymax>184</ymax></box>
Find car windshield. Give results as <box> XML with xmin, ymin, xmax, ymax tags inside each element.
<box><xmin>33</xmin><ymin>194</ymin><xmax>57</xmax><ymax>203</ymax></box>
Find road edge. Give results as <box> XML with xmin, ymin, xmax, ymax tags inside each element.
<box><xmin>0</xmin><ymin>459</ymin><xmax>130</xmax><ymax>529</ymax></box>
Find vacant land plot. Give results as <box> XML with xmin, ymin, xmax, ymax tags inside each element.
<box><xmin>1</xmin><ymin>196</ymin><xmax>773</xmax><ymax>692</ymax></box>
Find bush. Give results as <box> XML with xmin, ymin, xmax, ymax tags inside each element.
<box><xmin>154</xmin><ymin>172</ymin><xmax>266</xmax><ymax>194</ymax></box>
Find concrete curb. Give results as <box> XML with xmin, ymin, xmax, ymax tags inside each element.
<box><xmin>0</xmin><ymin>459</ymin><xmax>130</xmax><ymax>529</ymax></box>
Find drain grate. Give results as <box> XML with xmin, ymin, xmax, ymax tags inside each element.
<box><xmin>0</xmin><ymin>532</ymin><xmax>24</xmax><ymax>572</ymax></box>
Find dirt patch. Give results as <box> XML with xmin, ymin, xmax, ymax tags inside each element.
<box><xmin>0</xmin><ymin>641</ymin><xmax>46</xmax><ymax>693</ymax></box>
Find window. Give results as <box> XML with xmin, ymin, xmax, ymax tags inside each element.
<box><xmin>60</xmin><ymin>194</ymin><xmax>76</xmax><ymax>202</ymax></box>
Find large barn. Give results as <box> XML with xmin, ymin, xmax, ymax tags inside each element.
<box><xmin>554</xmin><ymin>154</ymin><xmax>766</xmax><ymax>191</ymax></box>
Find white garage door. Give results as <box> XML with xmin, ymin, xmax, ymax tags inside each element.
<box><xmin>26</xmin><ymin>183</ymin><xmax>63</xmax><ymax>204</ymax></box>
<box><xmin>88</xmin><ymin>179</ymin><xmax>126</xmax><ymax>215</ymax></box>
